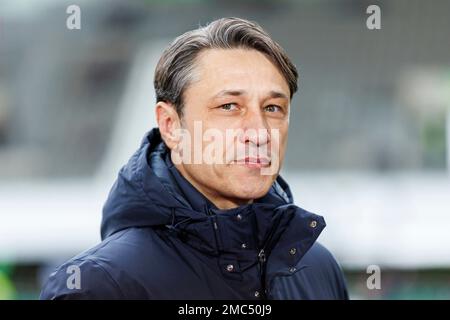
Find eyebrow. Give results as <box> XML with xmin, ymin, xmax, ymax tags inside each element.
<box><xmin>212</xmin><ymin>89</ymin><xmax>289</xmax><ymax>100</ymax></box>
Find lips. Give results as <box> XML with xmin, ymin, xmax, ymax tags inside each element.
<box><xmin>233</xmin><ymin>157</ymin><xmax>271</xmax><ymax>168</ymax></box>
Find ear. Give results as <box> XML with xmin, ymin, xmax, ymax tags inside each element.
<box><xmin>155</xmin><ymin>101</ymin><xmax>182</xmax><ymax>150</ymax></box>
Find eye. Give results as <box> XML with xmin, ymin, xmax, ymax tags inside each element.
<box><xmin>219</xmin><ymin>103</ymin><xmax>238</xmax><ymax>111</ymax></box>
<box><xmin>264</xmin><ymin>105</ymin><xmax>282</xmax><ymax>113</ymax></box>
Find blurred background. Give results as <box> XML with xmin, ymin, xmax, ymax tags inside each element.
<box><xmin>1</xmin><ymin>0</ymin><xmax>449</xmax><ymax>299</ymax></box>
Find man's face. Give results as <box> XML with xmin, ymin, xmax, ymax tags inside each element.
<box><xmin>170</xmin><ymin>48</ymin><xmax>290</xmax><ymax>209</ymax></box>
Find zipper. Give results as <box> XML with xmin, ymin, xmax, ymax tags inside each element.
<box><xmin>256</xmin><ymin>215</ymin><xmax>283</xmax><ymax>299</ymax></box>
<box><xmin>207</xmin><ymin>207</ymin><xmax>219</xmax><ymax>229</ymax></box>
<box><xmin>258</xmin><ymin>248</ymin><xmax>267</xmax><ymax>299</ymax></box>
<box><xmin>208</xmin><ymin>207</ymin><xmax>221</xmax><ymax>254</ymax></box>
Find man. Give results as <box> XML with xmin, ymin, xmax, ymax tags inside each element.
<box><xmin>41</xmin><ymin>17</ymin><xmax>348</xmax><ymax>300</ymax></box>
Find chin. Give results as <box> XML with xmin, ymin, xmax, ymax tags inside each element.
<box><xmin>233</xmin><ymin>181</ymin><xmax>272</xmax><ymax>200</ymax></box>
<box><xmin>223</xmin><ymin>167</ymin><xmax>276</xmax><ymax>199</ymax></box>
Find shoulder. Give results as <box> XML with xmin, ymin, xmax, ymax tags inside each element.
<box><xmin>40</xmin><ymin>256</ymin><xmax>124</xmax><ymax>299</ymax></box>
<box><xmin>297</xmin><ymin>242</ymin><xmax>349</xmax><ymax>299</ymax></box>
<box><xmin>40</xmin><ymin>228</ymin><xmax>161</xmax><ymax>300</ymax></box>
<box><xmin>302</xmin><ymin>242</ymin><xmax>341</xmax><ymax>269</ymax></box>
<box><xmin>270</xmin><ymin>242</ymin><xmax>349</xmax><ymax>300</ymax></box>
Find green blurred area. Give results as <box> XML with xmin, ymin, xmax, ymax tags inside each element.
<box><xmin>346</xmin><ymin>268</ymin><xmax>450</xmax><ymax>300</ymax></box>
<box><xmin>421</xmin><ymin>116</ymin><xmax>447</xmax><ymax>168</ymax></box>
<box><xmin>0</xmin><ymin>264</ymin><xmax>17</xmax><ymax>300</ymax></box>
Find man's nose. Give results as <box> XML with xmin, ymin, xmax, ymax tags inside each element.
<box><xmin>239</xmin><ymin>108</ymin><xmax>270</xmax><ymax>146</ymax></box>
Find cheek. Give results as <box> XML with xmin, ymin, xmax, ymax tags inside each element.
<box><xmin>274</xmin><ymin>127</ymin><xmax>289</xmax><ymax>157</ymax></box>
<box><xmin>279</xmin><ymin>136</ymin><xmax>288</xmax><ymax>158</ymax></box>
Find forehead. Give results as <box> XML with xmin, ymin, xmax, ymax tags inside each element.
<box><xmin>190</xmin><ymin>48</ymin><xmax>290</xmax><ymax>97</ymax></box>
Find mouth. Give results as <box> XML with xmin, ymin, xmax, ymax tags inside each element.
<box><xmin>232</xmin><ymin>157</ymin><xmax>271</xmax><ymax>169</ymax></box>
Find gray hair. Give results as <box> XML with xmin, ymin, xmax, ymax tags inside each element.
<box><xmin>154</xmin><ymin>17</ymin><xmax>299</xmax><ymax>116</ymax></box>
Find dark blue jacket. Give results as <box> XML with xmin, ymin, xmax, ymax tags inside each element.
<box><xmin>40</xmin><ymin>128</ymin><xmax>349</xmax><ymax>300</ymax></box>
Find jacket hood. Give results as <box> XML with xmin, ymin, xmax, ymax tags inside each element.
<box><xmin>101</xmin><ymin>128</ymin><xmax>326</xmax><ymax>272</ymax></box>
